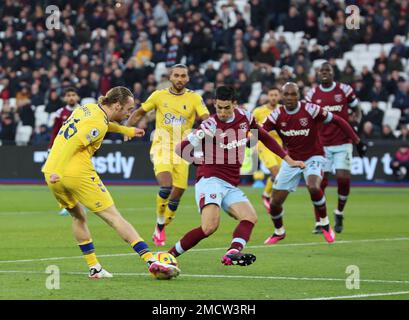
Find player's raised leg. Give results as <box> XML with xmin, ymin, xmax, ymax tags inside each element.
<box><xmin>306</xmin><ymin>174</ymin><xmax>335</xmax><ymax>243</ymax></box>
<box><xmin>265</xmin><ymin>189</ymin><xmax>289</xmax><ymax>244</ymax></box>
<box><xmin>222</xmin><ymin>201</ymin><xmax>257</xmax><ymax>266</ymax></box>
<box><xmin>153</xmin><ymin>171</ymin><xmax>173</xmax><ymax>246</ymax></box>
<box><xmin>67</xmin><ymin>203</ymin><xmax>112</xmax><ymax>279</ymax></box>
<box><xmin>96</xmin><ymin>204</ymin><xmax>180</xmax><ymax>279</ymax></box>
<box><xmin>168</xmin><ymin>204</ymin><xmax>219</xmax><ymax>257</ymax></box>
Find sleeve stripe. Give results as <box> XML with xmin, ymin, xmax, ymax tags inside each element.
<box><xmin>267</xmin><ymin>114</ymin><xmax>276</xmax><ymax>124</ymax></box>
<box><xmin>324</xmin><ymin>111</ymin><xmax>333</xmax><ymax>124</ymax></box>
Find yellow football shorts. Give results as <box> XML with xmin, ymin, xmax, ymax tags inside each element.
<box><xmin>257</xmin><ymin>142</ymin><xmax>282</xmax><ymax>169</ymax></box>
<box><xmin>150</xmin><ymin>146</ymin><xmax>189</xmax><ymax>189</ymax></box>
<box><xmin>44</xmin><ymin>173</ymin><xmax>114</xmax><ymax>212</ymax></box>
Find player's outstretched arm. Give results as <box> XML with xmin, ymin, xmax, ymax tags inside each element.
<box><xmin>126</xmin><ymin>107</ymin><xmax>147</xmax><ymax>127</ymax></box>
<box><xmin>108</xmin><ymin>122</ymin><xmax>145</xmax><ymax>139</ymax></box>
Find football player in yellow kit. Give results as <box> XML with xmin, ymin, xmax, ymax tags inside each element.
<box><xmin>252</xmin><ymin>87</ymin><xmax>283</xmax><ymax>211</ymax></box>
<box><xmin>126</xmin><ymin>64</ymin><xmax>209</xmax><ymax>246</ymax></box>
<box><xmin>42</xmin><ymin>86</ymin><xmax>180</xmax><ymax>279</ymax></box>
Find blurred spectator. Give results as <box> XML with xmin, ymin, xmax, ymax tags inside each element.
<box><xmin>381</xmin><ymin>125</ymin><xmax>397</xmax><ymax>140</ymax></box>
<box><xmin>46</xmin><ymin>90</ymin><xmax>64</xmax><ymax>113</ymax></box>
<box><xmin>16</xmin><ymin>99</ymin><xmax>35</xmax><ymax>128</ymax></box>
<box><xmin>387</xmin><ymin>53</ymin><xmax>404</xmax><ymax>72</ymax></box>
<box><xmin>362</xmin><ymin>121</ymin><xmax>380</xmax><ymax>140</ymax></box>
<box><xmin>398</xmin><ymin>124</ymin><xmax>409</xmax><ymax>141</ymax></box>
<box><xmin>363</xmin><ymin>101</ymin><xmax>384</xmax><ymax>133</ymax></box>
<box><xmin>392</xmin><ymin>81</ymin><xmax>409</xmax><ymax>123</ymax></box>
<box><xmin>33</xmin><ymin>124</ymin><xmax>50</xmax><ymax>145</ymax></box>
<box><xmin>0</xmin><ymin>112</ymin><xmax>17</xmax><ymax>145</ymax></box>
<box><xmin>370</xmin><ymin>80</ymin><xmax>389</xmax><ymax>102</ymax></box>
<box><xmin>390</xmin><ymin>147</ymin><xmax>409</xmax><ymax>181</ymax></box>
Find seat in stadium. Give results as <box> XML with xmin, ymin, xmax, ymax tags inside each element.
<box><xmin>368</xmin><ymin>43</ymin><xmax>383</xmax><ymax>54</ymax></box>
<box><xmin>15</xmin><ymin>124</ymin><xmax>33</xmax><ymax>146</ymax></box>
<box><xmin>154</xmin><ymin>62</ymin><xmax>168</xmax><ymax>83</ymax></box>
<box><xmin>8</xmin><ymin>98</ymin><xmax>17</xmax><ymax>110</ymax></box>
<box><xmin>382</xmin><ymin>108</ymin><xmax>402</xmax><ymax>131</ymax></box>
<box><xmin>378</xmin><ymin>101</ymin><xmax>388</xmax><ymax>111</ymax></box>
<box><xmin>353</xmin><ymin>44</ymin><xmax>368</xmax><ymax>53</ymax></box>
<box><xmin>382</xmin><ymin>43</ymin><xmax>394</xmax><ymax>55</ymax></box>
<box><xmin>360</xmin><ymin>101</ymin><xmax>372</xmax><ymax>115</ymax></box>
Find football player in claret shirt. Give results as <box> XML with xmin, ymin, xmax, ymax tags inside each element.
<box><xmin>168</xmin><ymin>86</ymin><xmax>304</xmax><ymax>266</ymax></box>
<box><xmin>305</xmin><ymin>62</ymin><xmax>367</xmax><ymax>234</ymax></box>
<box><xmin>48</xmin><ymin>87</ymin><xmax>80</xmax><ymax>150</ymax></box>
<box><xmin>126</xmin><ymin>64</ymin><xmax>209</xmax><ymax>247</ymax></box>
<box><xmin>262</xmin><ymin>82</ymin><xmax>362</xmax><ymax>245</ymax></box>
<box><xmin>252</xmin><ymin>87</ymin><xmax>283</xmax><ymax>211</ymax></box>
<box><xmin>43</xmin><ymin>87</ymin><xmax>180</xmax><ymax>280</ymax></box>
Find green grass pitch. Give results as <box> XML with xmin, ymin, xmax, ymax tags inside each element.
<box><xmin>0</xmin><ymin>185</ymin><xmax>408</xmax><ymax>300</ymax></box>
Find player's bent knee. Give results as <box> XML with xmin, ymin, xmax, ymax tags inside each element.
<box><xmin>202</xmin><ymin>223</ymin><xmax>219</xmax><ymax>236</ymax></box>
<box><xmin>308</xmin><ymin>186</ymin><xmax>321</xmax><ymax>195</ymax></box>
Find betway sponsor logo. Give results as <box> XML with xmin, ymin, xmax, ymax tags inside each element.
<box><xmin>323</xmin><ymin>105</ymin><xmax>343</xmax><ymax>112</ymax></box>
<box><xmin>219</xmin><ymin>138</ymin><xmax>247</xmax><ymax>149</ymax></box>
<box><xmin>280</xmin><ymin>128</ymin><xmax>310</xmax><ymax>136</ymax></box>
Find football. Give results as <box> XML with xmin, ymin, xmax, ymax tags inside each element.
<box><xmin>152</xmin><ymin>252</ymin><xmax>179</xmax><ymax>280</ymax></box>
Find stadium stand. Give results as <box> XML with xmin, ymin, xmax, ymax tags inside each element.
<box><xmin>0</xmin><ymin>0</ymin><xmax>409</xmax><ymax>146</ymax></box>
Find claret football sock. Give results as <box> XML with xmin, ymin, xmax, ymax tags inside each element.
<box><xmin>168</xmin><ymin>227</ymin><xmax>207</xmax><ymax>257</ymax></box>
<box><xmin>78</xmin><ymin>239</ymin><xmax>99</xmax><ymax>268</ymax></box>
<box><xmin>269</xmin><ymin>206</ymin><xmax>284</xmax><ymax>229</ymax></box>
<box><xmin>311</xmin><ymin>189</ymin><xmax>327</xmax><ymax>219</ymax></box>
<box><xmin>337</xmin><ymin>177</ymin><xmax>350</xmax><ymax>212</ymax></box>
<box><xmin>229</xmin><ymin>220</ymin><xmax>254</xmax><ymax>252</ymax></box>
<box><xmin>131</xmin><ymin>239</ymin><xmax>153</xmax><ymax>262</ymax></box>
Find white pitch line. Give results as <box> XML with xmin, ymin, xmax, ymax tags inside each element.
<box><xmin>305</xmin><ymin>291</ymin><xmax>409</xmax><ymax>300</ymax></box>
<box><xmin>0</xmin><ymin>205</ymin><xmax>198</xmax><ymax>215</ymax></box>
<box><xmin>0</xmin><ymin>270</ymin><xmax>409</xmax><ymax>286</ymax></box>
<box><xmin>0</xmin><ymin>237</ymin><xmax>408</xmax><ymax>264</ymax></box>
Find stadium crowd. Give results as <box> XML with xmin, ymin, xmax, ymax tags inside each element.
<box><xmin>0</xmin><ymin>0</ymin><xmax>409</xmax><ymax>146</ymax></box>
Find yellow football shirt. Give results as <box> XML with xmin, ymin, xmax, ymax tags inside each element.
<box><xmin>252</xmin><ymin>104</ymin><xmax>282</xmax><ymax>145</ymax></box>
<box><xmin>43</xmin><ymin>103</ymin><xmax>134</xmax><ymax>177</ymax></box>
<box><xmin>142</xmin><ymin>88</ymin><xmax>209</xmax><ymax>154</ymax></box>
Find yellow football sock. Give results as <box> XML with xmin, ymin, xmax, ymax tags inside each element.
<box><xmin>156</xmin><ymin>194</ymin><xmax>168</xmax><ymax>224</ymax></box>
<box><xmin>78</xmin><ymin>240</ymin><xmax>99</xmax><ymax>268</ymax></box>
<box><xmin>264</xmin><ymin>177</ymin><xmax>273</xmax><ymax>197</ymax></box>
<box><xmin>131</xmin><ymin>239</ymin><xmax>154</xmax><ymax>262</ymax></box>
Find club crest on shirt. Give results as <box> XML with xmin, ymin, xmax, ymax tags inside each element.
<box><xmin>316</xmin><ymin>99</ymin><xmax>322</xmax><ymax>104</ymax></box>
<box><xmin>334</xmin><ymin>94</ymin><xmax>343</xmax><ymax>102</ymax></box>
<box><xmin>299</xmin><ymin>118</ymin><xmax>308</xmax><ymax>127</ymax></box>
<box><xmin>281</xmin><ymin>122</ymin><xmax>287</xmax><ymax>127</ymax></box>
<box><xmin>239</xmin><ymin>122</ymin><xmax>247</xmax><ymax>130</ymax></box>
<box><xmin>210</xmin><ymin>193</ymin><xmax>217</xmax><ymax>199</ymax></box>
